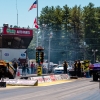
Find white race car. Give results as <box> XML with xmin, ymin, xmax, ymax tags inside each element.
<box><xmin>53</xmin><ymin>65</ymin><xmax>73</xmax><ymax>74</ymax></box>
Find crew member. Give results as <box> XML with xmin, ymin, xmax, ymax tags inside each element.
<box><xmin>63</xmin><ymin>61</ymin><xmax>68</xmax><ymax>74</ymax></box>
<box><xmin>74</xmin><ymin>60</ymin><xmax>77</xmax><ymax>76</ymax></box>
<box><xmin>77</xmin><ymin>60</ymin><xmax>81</xmax><ymax>77</ymax></box>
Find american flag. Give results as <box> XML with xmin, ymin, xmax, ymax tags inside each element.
<box><xmin>28</xmin><ymin>1</ymin><xmax>37</xmax><ymax>11</ymax></box>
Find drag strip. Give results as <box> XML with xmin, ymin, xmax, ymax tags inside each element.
<box><xmin>0</xmin><ymin>78</ymin><xmax>100</xmax><ymax>100</ymax></box>
<box><xmin>0</xmin><ymin>79</ymin><xmax>75</xmax><ymax>90</ymax></box>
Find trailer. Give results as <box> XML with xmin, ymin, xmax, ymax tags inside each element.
<box><xmin>89</xmin><ymin>63</ymin><xmax>100</xmax><ymax>81</ymax></box>
<box><xmin>0</xmin><ymin>60</ymin><xmax>16</xmax><ymax>79</ymax></box>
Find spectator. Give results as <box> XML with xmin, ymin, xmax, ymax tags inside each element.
<box><xmin>22</xmin><ymin>62</ymin><xmax>26</xmax><ymax>76</ymax></box>
<box><xmin>26</xmin><ymin>63</ymin><xmax>30</xmax><ymax>74</ymax></box>
<box><xmin>31</xmin><ymin>62</ymin><xmax>35</xmax><ymax>74</ymax></box>
<box><xmin>42</xmin><ymin>65</ymin><xmax>46</xmax><ymax>74</ymax></box>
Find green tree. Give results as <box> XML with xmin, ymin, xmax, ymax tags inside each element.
<box><xmin>68</xmin><ymin>5</ymin><xmax>83</xmax><ymax>60</ymax></box>
<box><xmin>83</xmin><ymin>3</ymin><xmax>99</xmax><ymax>61</ymax></box>
<box><xmin>28</xmin><ymin>3</ymin><xmax>100</xmax><ymax>63</ymax></box>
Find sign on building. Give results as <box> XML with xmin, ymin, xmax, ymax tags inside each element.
<box><xmin>20</xmin><ymin>53</ymin><xmax>26</xmax><ymax>59</ymax></box>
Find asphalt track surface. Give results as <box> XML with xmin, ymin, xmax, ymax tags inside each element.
<box><xmin>0</xmin><ymin>78</ymin><xmax>100</xmax><ymax>100</ymax></box>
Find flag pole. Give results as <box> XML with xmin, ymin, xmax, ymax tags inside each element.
<box><xmin>16</xmin><ymin>0</ymin><xmax>18</xmax><ymax>26</ymax></box>
<box><xmin>37</xmin><ymin>0</ymin><xmax>38</xmax><ymax>47</ymax></box>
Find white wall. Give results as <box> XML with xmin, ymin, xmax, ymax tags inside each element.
<box><xmin>0</xmin><ymin>49</ymin><xmax>26</xmax><ymax>61</ymax></box>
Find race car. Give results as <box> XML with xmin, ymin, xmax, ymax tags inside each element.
<box><xmin>89</xmin><ymin>63</ymin><xmax>100</xmax><ymax>81</ymax></box>
<box><xmin>0</xmin><ymin>60</ymin><xmax>16</xmax><ymax>79</ymax></box>
<box><xmin>53</xmin><ymin>64</ymin><xmax>74</xmax><ymax>74</ymax></box>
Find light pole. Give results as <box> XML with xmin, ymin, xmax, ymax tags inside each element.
<box><xmin>83</xmin><ymin>42</ymin><xmax>86</xmax><ymax>60</ymax></box>
<box><xmin>41</xmin><ymin>24</ymin><xmax>47</xmax><ymax>47</ymax></box>
<box><xmin>79</xmin><ymin>41</ymin><xmax>88</xmax><ymax>60</ymax></box>
<box><xmin>92</xmin><ymin>49</ymin><xmax>98</xmax><ymax>63</ymax></box>
<box><xmin>16</xmin><ymin>0</ymin><xmax>18</xmax><ymax>26</ymax></box>
<box><xmin>48</xmin><ymin>32</ymin><xmax>53</xmax><ymax>73</ymax></box>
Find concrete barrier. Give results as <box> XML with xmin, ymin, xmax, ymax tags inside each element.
<box><xmin>4</xmin><ymin>79</ymin><xmax>38</xmax><ymax>86</ymax></box>
<box><xmin>29</xmin><ymin>74</ymin><xmax>70</xmax><ymax>83</ymax></box>
<box><xmin>29</xmin><ymin>76</ymin><xmax>52</xmax><ymax>83</ymax></box>
<box><xmin>42</xmin><ymin>76</ymin><xmax>52</xmax><ymax>82</ymax></box>
<box><xmin>0</xmin><ymin>74</ymin><xmax>70</xmax><ymax>86</ymax></box>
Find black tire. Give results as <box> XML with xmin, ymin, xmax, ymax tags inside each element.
<box><xmin>93</xmin><ymin>73</ymin><xmax>98</xmax><ymax>81</ymax></box>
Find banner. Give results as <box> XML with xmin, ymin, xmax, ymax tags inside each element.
<box><xmin>20</xmin><ymin>53</ymin><xmax>26</xmax><ymax>59</ymax></box>
<box><xmin>2</xmin><ymin>27</ymin><xmax>33</xmax><ymax>37</ymax></box>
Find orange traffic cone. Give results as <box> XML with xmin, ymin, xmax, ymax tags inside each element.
<box><xmin>17</xmin><ymin>69</ymin><xmax>20</xmax><ymax>76</ymax></box>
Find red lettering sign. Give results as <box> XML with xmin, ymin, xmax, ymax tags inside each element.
<box><xmin>2</xmin><ymin>27</ymin><xmax>33</xmax><ymax>37</ymax></box>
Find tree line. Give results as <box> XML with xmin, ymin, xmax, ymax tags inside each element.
<box><xmin>28</xmin><ymin>3</ymin><xmax>100</xmax><ymax>63</ymax></box>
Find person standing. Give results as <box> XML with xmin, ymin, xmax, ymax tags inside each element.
<box><xmin>22</xmin><ymin>63</ymin><xmax>24</xmax><ymax>75</ymax></box>
<box><xmin>22</xmin><ymin>62</ymin><xmax>26</xmax><ymax>76</ymax></box>
<box><xmin>63</xmin><ymin>61</ymin><xmax>68</xmax><ymax>74</ymax></box>
<box><xmin>31</xmin><ymin>62</ymin><xmax>35</xmax><ymax>74</ymax></box>
<box><xmin>26</xmin><ymin>62</ymin><xmax>30</xmax><ymax>74</ymax></box>
<box><xmin>74</xmin><ymin>61</ymin><xmax>77</xmax><ymax>76</ymax></box>
<box><xmin>77</xmin><ymin>60</ymin><xmax>81</xmax><ymax>77</ymax></box>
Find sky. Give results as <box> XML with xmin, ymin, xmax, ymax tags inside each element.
<box><xmin>0</xmin><ymin>0</ymin><xmax>100</xmax><ymax>28</ymax></box>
